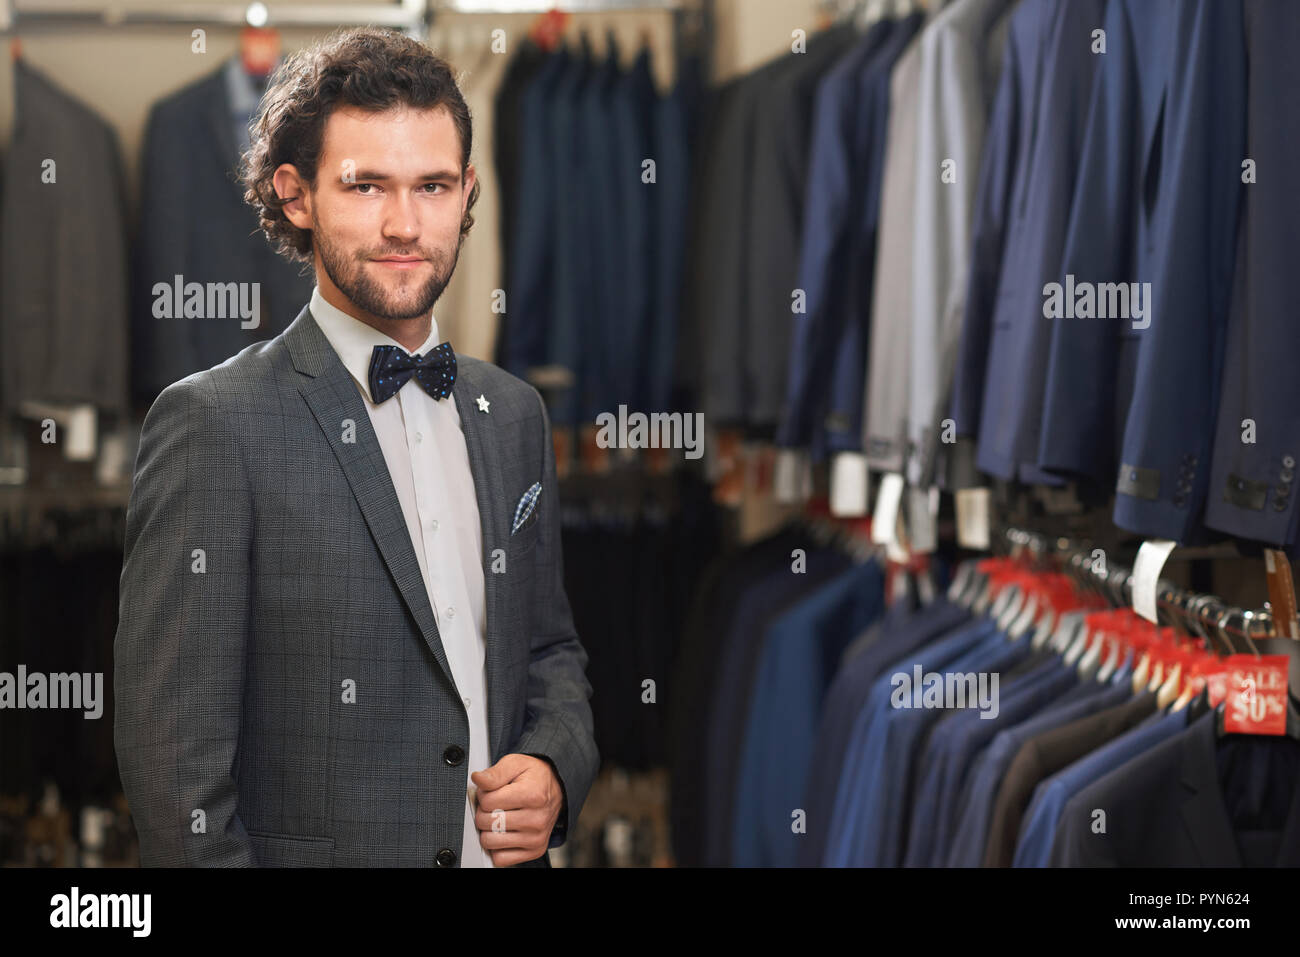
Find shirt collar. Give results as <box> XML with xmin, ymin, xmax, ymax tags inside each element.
<box><xmin>309</xmin><ymin>286</ymin><xmax>440</xmax><ymax>404</ymax></box>
<box><xmin>223</xmin><ymin>55</ymin><xmax>269</xmax><ymax>118</ymax></box>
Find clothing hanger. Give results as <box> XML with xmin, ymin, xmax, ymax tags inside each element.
<box><xmin>946</xmin><ymin>560</ymin><xmax>976</xmax><ymax>605</ymax></box>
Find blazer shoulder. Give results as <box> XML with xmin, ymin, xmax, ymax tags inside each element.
<box><xmin>151</xmin><ymin>335</ymin><xmax>289</xmax><ymax>422</ymax></box>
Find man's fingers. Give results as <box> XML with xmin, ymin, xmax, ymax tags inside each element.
<box><xmin>478</xmin><ymin>828</ymin><xmax>546</xmax><ymax>862</ymax></box>
<box><xmin>474</xmin><ymin>805</ymin><xmax>547</xmax><ymax>834</ymax></box>
<box><xmin>474</xmin><ymin>779</ymin><xmax>542</xmax><ymax>813</ymax></box>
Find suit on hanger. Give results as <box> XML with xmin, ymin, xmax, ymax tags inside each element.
<box><xmin>1203</xmin><ymin>0</ymin><xmax>1300</xmax><ymax>549</ymax></box>
<box><xmin>985</xmin><ymin>689</ymin><xmax>1157</xmax><ymax>867</ymax></box>
<box><xmin>799</xmin><ymin>598</ymin><xmax>971</xmax><ymax>866</ymax></box>
<box><xmin>905</xmin><ymin>0</ymin><xmax>1017</xmax><ymax>489</ymax></box>
<box><xmin>132</xmin><ymin>57</ymin><xmax>314</xmax><ymax>405</ymax></box>
<box><xmin>695</xmin><ymin>26</ymin><xmax>855</xmax><ymax>431</ymax></box>
<box><xmin>730</xmin><ymin>560</ymin><xmax>884</xmax><ymax>867</ymax></box>
<box><xmin>502</xmin><ymin>47</ymin><xmax>570</xmax><ymax>385</ymax></box>
<box><xmin>1050</xmin><ymin>710</ymin><xmax>1300</xmax><ymax>866</ymax></box>
<box><xmin>115</xmin><ymin>305</ymin><xmax>598</xmax><ymax>866</ymax></box>
<box><xmin>1</xmin><ymin>58</ymin><xmax>129</xmax><ymax>418</ymax></box>
<box><xmin>1036</xmin><ymin>0</ymin><xmax>1246</xmax><ymax>542</ymax></box>
<box><xmin>1015</xmin><ymin>705</ymin><xmax>1184</xmax><ymax>866</ymax></box>
<box><xmin>943</xmin><ymin>673</ymin><xmax>1131</xmax><ymax>866</ymax></box>
<box><xmin>947</xmin><ymin>0</ymin><xmax>1105</xmax><ymax>485</ymax></box>
<box><xmin>776</xmin><ymin>16</ymin><xmax>897</xmax><ymax>454</ymax></box>
<box><xmin>492</xmin><ymin>36</ymin><xmax>548</xmax><ymax>370</ymax></box>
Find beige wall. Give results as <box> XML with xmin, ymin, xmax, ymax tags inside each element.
<box><xmin>0</xmin><ymin>0</ymin><xmax>825</xmax><ymax>362</ymax></box>
<box><xmin>0</xmin><ymin>0</ymin><xmax>828</xmax><ymax>195</ymax></box>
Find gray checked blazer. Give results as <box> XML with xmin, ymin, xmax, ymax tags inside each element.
<box><xmin>113</xmin><ymin>304</ymin><xmax>598</xmax><ymax>867</ymax></box>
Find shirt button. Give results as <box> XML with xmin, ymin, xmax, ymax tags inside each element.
<box><xmin>431</xmin><ymin>518</ymin><xmax>440</xmax><ymax>530</ymax></box>
<box><xmin>414</xmin><ymin>431</ymin><xmax>423</xmax><ymax>443</ymax></box>
<box><xmin>463</xmin><ymin>697</ymin><xmax>471</xmax><ymax>709</ymax></box>
<box><xmin>446</xmin><ymin>606</ymin><xmax>456</xmax><ymax>619</ymax></box>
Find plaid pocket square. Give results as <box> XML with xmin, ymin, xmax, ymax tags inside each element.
<box><xmin>512</xmin><ymin>481</ymin><xmax>542</xmax><ymax>534</ymax></box>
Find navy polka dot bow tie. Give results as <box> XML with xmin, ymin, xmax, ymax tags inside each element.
<box><xmin>368</xmin><ymin>342</ymin><xmax>457</xmax><ymax>404</ymax></box>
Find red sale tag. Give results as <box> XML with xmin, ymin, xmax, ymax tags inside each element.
<box><xmin>1222</xmin><ymin>654</ymin><xmax>1290</xmax><ymax>736</ymax></box>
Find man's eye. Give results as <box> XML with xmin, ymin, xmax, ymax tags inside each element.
<box><xmin>351</xmin><ymin>183</ymin><xmax>376</xmax><ymax>194</ymax></box>
<box><xmin>423</xmin><ymin>183</ymin><xmax>444</xmax><ymax>194</ymax></box>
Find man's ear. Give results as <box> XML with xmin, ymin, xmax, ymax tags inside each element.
<box><xmin>273</xmin><ymin>164</ymin><xmax>313</xmax><ymax>231</ymax></box>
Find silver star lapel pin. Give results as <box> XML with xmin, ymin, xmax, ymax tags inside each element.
<box><xmin>476</xmin><ymin>393</ymin><xmax>490</xmax><ymax>414</ymax></box>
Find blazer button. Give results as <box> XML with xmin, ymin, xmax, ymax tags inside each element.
<box><xmin>1274</xmin><ymin>498</ymin><xmax>1289</xmax><ymax>512</ymax></box>
<box><xmin>444</xmin><ymin>745</ymin><xmax>465</xmax><ymax>766</ymax></box>
<box><xmin>1285</xmin><ymin>455</ymin><xmax>1296</xmax><ymax>470</ymax></box>
<box><xmin>1282</xmin><ymin>469</ymin><xmax>1295</xmax><ymax>483</ymax></box>
<box><xmin>436</xmin><ymin>848</ymin><xmax>457</xmax><ymax>867</ymax></box>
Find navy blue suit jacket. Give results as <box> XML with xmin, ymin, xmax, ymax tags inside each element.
<box><xmin>1204</xmin><ymin>0</ymin><xmax>1300</xmax><ymax>548</ymax></box>
<box><xmin>1037</xmin><ymin>0</ymin><xmax>1246</xmax><ymax>542</ymax></box>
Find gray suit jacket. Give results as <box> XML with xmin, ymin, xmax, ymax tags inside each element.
<box><xmin>1</xmin><ymin>58</ymin><xmax>129</xmax><ymax>417</ymax></box>
<box><xmin>114</xmin><ymin>304</ymin><xmax>599</xmax><ymax>867</ymax></box>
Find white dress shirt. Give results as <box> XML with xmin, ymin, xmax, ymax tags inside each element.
<box><xmin>310</xmin><ymin>286</ymin><xmax>494</xmax><ymax>868</ymax></box>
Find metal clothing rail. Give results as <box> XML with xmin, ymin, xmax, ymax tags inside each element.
<box><xmin>998</xmin><ymin>525</ymin><xmax>1279</xmax><ymax>649</ymax></box>
<box><xmin>0</xmin><ymin>0</ymin><xmax>426</xmax><ymax>30</ymax></box>
<box><xmin>435</xmin><ymin>0</ymin><xmax>688</xmax><ymax>10</ymax></box>
<box><xmin>0</xmin><ymin>0</ymin><xmax>698</xmax><ymax>30</ymax></box>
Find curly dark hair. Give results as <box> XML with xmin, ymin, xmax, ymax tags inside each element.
<box><xmin>240</xmin><ymin>27</ymin><xmax>479</xmax><ymax>264</ymax></box>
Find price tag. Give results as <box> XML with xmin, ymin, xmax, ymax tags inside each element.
<box><xmin>830</xmin><ymin>453</ymin><xmax>869</xmax><ymax>517</ymax></box>
<box><xmin>64</xmin><ymin>405</ymin><xmax>97</xmax><ymax>461</ymax></box>
<box><xmin>955</xmin><ymin>487</ymin><xmax>990</xmax><ymax>549</ymax></box>
<box><xmin>908</xmin><ymin>486</ymin><xmax>939</xmax><ymax>554</ymax></box>
<box><xmin>871</xmin><ymin>473</ymin><xmax>905</xmax><ymax>545</ymax></box>
<box><xmin>1222</xmin><ymin>655</ymin><xmax>1290</xmax><ymax>736</ymax></box>
<box><xmin>773</xmin><ymin>449</ymin><xmax>806</xmax><ymax>504</ymax></box>
<box><xmin>1132</xmin><ymin>539</ymin><xmax>1177</xmax><ymax>624</ymax></box>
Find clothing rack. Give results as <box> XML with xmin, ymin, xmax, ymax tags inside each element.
<box><xmin>997</xmin><ymin>525</ymin><xmax>1280</xmax><ymax>649</ymax></box>
<box><xmin>0</xmin><ymin>0</ymin><xmax>426</xmax><ymax>32</ymax></box>
<box><xmin>0</xmin><ymin>0</ymin><xmax>702</xmax><ymax>30</ymax></box>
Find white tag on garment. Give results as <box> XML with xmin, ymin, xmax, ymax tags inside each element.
<box><xmin>64</xmin><ymin>405</ymin><xmax>97</xmax><ymax>461</ymax></box>
<box><xmin>830</xmin><ymin>452</ymin><xmax>870</xmax><ymax>516</ymax></box>
<box><xmin>773</xmin><ymin>449</ymin><xmax>805</xmax><ymax>504</ymax></box>
<box><xmin>1132</xmin><ymin>539</ymin><xmax>1177</xmax><ymax>624</ymax></box>
<box><xmin>871</xmin><ymin>472</ymin><xmax>905</xmax><ymax>545</ymax></box>
<box><xmin>955</xmin><ymin>487</ymin><xmax>990</xmax><ymax>549</ymax></box>
<box><xmin>908</xmin><ymin>486</ymin><xmax>939</xmax><ymax>554</ymax></box>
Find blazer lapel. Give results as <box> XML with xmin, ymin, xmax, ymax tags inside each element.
<box><xmin>284</xmin><ymin>306</ymin><xmax>456</xmax><ymax>690</ymax></box>
<box><xmin>1179</xmin><ymin>712</ymin><xmax>1243</xmax><ymax>866</ymax></box>
<box><xmin>450</xmin><ymin>360</ymin><xmax>513</xmax><ymax>761</ymax></box>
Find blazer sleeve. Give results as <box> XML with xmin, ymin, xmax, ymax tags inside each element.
<box><xmin>511</xmin><ymin>388</ymin><xmax>599</xmax><ymax>847</ymax></box>
<box><xmin>113</xmin><ymin>376</ymin><xmax>257</xmax><ymax>866</ymax></box>
<box><xmin>948</xmin><ymin>23</ymin><xmax>1021</xmax><ymax>444</ymax></box>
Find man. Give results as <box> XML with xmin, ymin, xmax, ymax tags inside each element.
<box><xmin>114</xmin><ymin>27</ymin><xmax>598</xmax><ymax>868</ymax></box>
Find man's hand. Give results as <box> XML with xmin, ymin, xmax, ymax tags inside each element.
<box><xmin>471</xmin><ymin>754</ymin><xmax>562</xmax><ymax>866</ymax></box>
